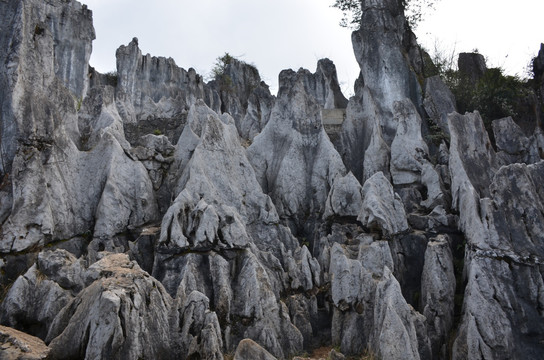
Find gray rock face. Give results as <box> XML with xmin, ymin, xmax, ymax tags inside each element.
<box><xmin>2</xmin><ymin>0</ymin><xmax>544</xmax><ymax>359</ymax></box>
<box><xmin>116</xmin><ymin>38</ymin><xmax>220</xmax><ymax>124</ymax></box>
<box><xmin>46</xmin><ymin>254</ymin><xmax>175</xmax><ymax>360</ymax></box>
<box><xmin>449</xmin><ymin>111</ymin><xmax>544</xmax><ymax>359</ymax></box>
<box><xmin>209</xmin><ymin>58</ymin><xmax>273</xmax><ymax>139</ymax></box>
<box><xmin>358</xmin><ymin>172</ymin><xmax>408</xmax><ymax>237</ymax></box>
<box><xmin>420</xmin><ymin>236</ymin><xmax>456</xmax><ymax>359</ymax></box>
<box><xmin>234</xmin><ymin>338</ymin><xmax>278</xmax><ymax>360</ymax></box>
<box><xmin>0</xmin><ymin>1</ymin><xmax>158</xmax><ymax>255</ymax></box>
<box><xmin>337</xmin><ymin>0</ymin><xmax>425</xmax><ymax>185</ymax></box>
<box><xmin>352</xmin><ymin>0</ymin><xmax>423</xmax><ymax>141</ymax></box>
<box><xmin>458</xmin><ymin>52</ymin><xmax>487</xmax><ymax>85</ymax></box>
<box><xmin>153</xmin><ymin>100</ymin><xmax>312</xmax><ymax>358</ymax></box>
<box><xmin>0</xmin><ymin>0</ymin><xmax>93</xmax><ymax>174</ymax></box>
<box><xmin>338</xmin><ymin>84</ymin><xmax>392</xmax><ymax>183</ymax></box>
<box><xmin>247</xmin><ymin>68</ymin><xmax>346</xmax><ymax>234</ymax></box>
<box><xmin>0</xmin><ymin>250</ymin><xmax>84</xmax><ymax>339</ymax></box>
<box><xmin>173</xmin><ymin>291</ymin><xmax>223</xmax><ymax>360</ymax></box>
<box><xmin>239</xmin><ymin>84</ymin><xmax>276</xmax><ymax>141</ymax></box>
<box><xmin>324</xmin><ymin>172</ymin><xmax>364</xmax><ymax>219</ymax></box>
<box><xmin>298</xmin><ymin>59</ymin><xmax>348</xmax><ymax>110</ymax></box>
<box><xmin>328</xmin><ymin>242</ymin><xmax>429</xmax><ymax>358</ymax></box>
<box><xmin>492</xmin><ymin>116</ymin><xmax>542</xmax><ymax>165</ymax></box>
<box><xmin>423</xmin><ymin>75</ymin><xmax>456</xmax><ymax>136</ymax></box>
<box><xmin>390</xmin><ymin>99</ymin><xmax>430</xmax><ymax>185</ymax></box>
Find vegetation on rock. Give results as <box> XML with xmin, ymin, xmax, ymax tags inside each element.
<box><xmin>332</xmin><ymin>0</ymin><xmax>439</xmax><ymax>29</ymax></box>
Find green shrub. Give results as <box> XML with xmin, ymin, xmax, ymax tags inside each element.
<box><xmin>429</xmin><ymin>47</ymin><xmax>532</xmax><ymax>133</ymax></box>
<box><xmin>211</xmin><ymin>53</ymin><xmax>236</xmax><ymax>94</ymax></box>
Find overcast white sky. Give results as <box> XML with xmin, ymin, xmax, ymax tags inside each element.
<box><xmin>84</xmin><ymin>0</ymin><xmax>543</xmax><ymax>96</ymax></box>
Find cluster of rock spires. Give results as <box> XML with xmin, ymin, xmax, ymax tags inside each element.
<box><xmin>0</xmin><ymin>0</ymin><xmax>543</xmax><ymax>359</ymax></box>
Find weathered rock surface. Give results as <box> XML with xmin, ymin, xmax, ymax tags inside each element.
<box><xmin>0</xmin><ymin>325</ymin><xmax>50</xmax><ymax>360</ymax></box>
<box><xmin>458</xmin><ymin>52</ymin><xmax>487</xmax><ymax>85</ymax></box>
<box><xmin>492</xmin><ymin>116</ymin><xmax>542</xmax><ymax>165</ymax></box>
<box><xmin>358</xmin><ymin>172</ymin><xmax>408</xmax><ymax>237</ymax></box>
<box><xmin>0</xmin><ymin>0</ymin><xmax>93</xmax><ymax>174</ymax></box>
<box><xmin>234</xmin><ymin>338</ymin><xmax>278</xmax><ymax>360</ymax></box>
<box><xmin>115</xmin><ymin>38</ymin><xmax>220</xmax><ymax>128</ymax></box>
<box><xmin>449</xmin><ymin>111</ymin><xmax>544</xmax><ymax>359</ymax></box>
<box><xmin>0</xmin><ymin>250</ymin><xmax>84</xmax><ymax>339</ymax></box>
<box><xmin>152</xmin><ymin>99</ymin><xmax>312</xmax><ymax>358</ymax></box>
<box><xmin>420</xmin><ymin>236</ymin><xmax>456</xmax><ymax>359</ymax></box>
<box><xmin>328</xmin><ymin>242</ymin><xmax>430</xmax><ymax>358</ymax></box>
<box><xmin>0</xmin><ymin>1</ymin><xmax>158</xmax><ymax>256</ymax></box>
<box><xmin>297</xmin><ymin>59</ymin><xmax>348</xmax><ymax>110</ymax></box>
<box><xmin>247</xmin><ymin>68</ymin><xmax>346</xmax><ymax>235</ymax></box>
<box><xmin>46</xmin><ymin>253</ymin><xmax>174</xmax><ymax>360</ymax></box>
<box><xmin>1</xmin><ymin>0</ymin><xmax>544</xmax><ymax>359</ymax></box>
<box><xmin>423</xmin><ymin>75</ymin><xmax>456</xmax><ymax>136</ymax></box>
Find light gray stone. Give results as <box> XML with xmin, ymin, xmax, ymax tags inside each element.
<box><xmin>420</xmin><ymin>235</ymin><xmax>456</xmax><ymax>358</ymax></box>
<box><xmin>423</xmin><ymin>76</ymin><xmax>456</xmax><ymax>136</ymax></box>
<box><xmin>0</xmin><ymin>0</ymin><xmax>93</xmax><ymax>175</ymax></box>
<box><xmin>46</xmin><ymin>254</ymin><xmax>174</xmax><ymax>360</ymax></box>
<box><xmin>358</xmin><ymin>172</ymin><xmax>408</xmax><ymax>237</ymax></box>
<box><xmin>324</xmin><ymin>172</ymin><xmax>363</xmax><ymax>219</ymax></box>
<box><xmin>247</xmin><ymin>68</ymin><xmax>346</xmax><ymax>232</ymax></box>
<box><xmin>173</xmin><ymin>291</ymin><xmax>223</xmax><ymax>360</ymax></box>
<box><xmin>116</xmin><ymin>38</ymin><xmax>220</xmax><ymax>124</ymax></box>
<box><xmin>390</xmin><ymin>99</ymin><xmax>429</xmax><ymax>185</ymax></box>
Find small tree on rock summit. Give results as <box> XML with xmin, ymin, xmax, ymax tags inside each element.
<box><xmin>332</xmin><ymin>0</ymin><xmax>439</xmax><ymax>30</ymax></box>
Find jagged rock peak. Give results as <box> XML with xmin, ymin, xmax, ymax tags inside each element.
<box><xmin>115</xmin><ymin>37</ymin><xmax>220</xmax><ymax>125</ymax></box>
<box><xmin>248</xmin><ymin>66</ymin><xmax>346</xmax><ymax>234</ymax></box>
<box><xmin>353</xmin><ymin>0</ymin><xmax>423</xmax><ymax>113</ymax></box>
<box><xmin>297</xmin><ymin>58</ymin><xmax>348</xmax><ymax>109</ymax></box>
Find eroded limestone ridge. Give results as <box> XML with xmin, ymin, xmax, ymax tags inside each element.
<box><xmin>0</xmin><ymin>0</ymin><xmax>543</xmax><ymax>359</ymax></box>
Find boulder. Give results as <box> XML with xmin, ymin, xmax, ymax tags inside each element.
<box><xmin>0</xmin><ymin>325</ymin><xmax>50</xmax><ymax>360</ymax></box>
<box><xmin>0</xmin><ymin>250</ymin><xmax>85</xmax><ymax>339</ymax></box>
<box><xmin>173</xmin><ymin>291</ymin><xmax>223</xmax><ymax>360</ymax></box>
<box><xmin>423</xmin><ymin>75</ymin><xmax>456</xmax><ymax>136</ymax></box>
<box><xmin>323</xmin><ymin>172</ymin><xmax>364</xmax><ymax>219</ymax></box>
<box><xmin>46</xmin><ymin>254</ymin><xmax>174</xmax><ymax>360</ymax></box>
<box><xmin>358</xmin><ymin>172</ymin><xmax>408</xmax><ymax>237</ymax></box>
<box><xmin>234</xmin><ymin>338</ymin><xmax>278</xmax><ymax>360</ymax></box>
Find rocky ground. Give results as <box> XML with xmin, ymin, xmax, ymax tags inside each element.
<box><xmin>0</xmin><ymin>0</ymin><xmax>543</xmax><ymax>359</ymax></box>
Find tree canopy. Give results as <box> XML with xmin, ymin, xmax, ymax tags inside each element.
<box><xmin>332</xmin><ymin>0</ymin><xmax>439</xmax><ymax>30</ymax></box>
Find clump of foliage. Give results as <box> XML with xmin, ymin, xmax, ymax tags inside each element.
<box><xmin>212</xmin><ymin>53</ymin><xmax>234</xmax><ymax>79</ymax></box>
<box><xmin>332</xmin><ymin>0</ymin><xmax>440</xmax><ymax>30</ymax></box>
<box><xmin>429</xmin><ymin>46</ymin><xmax>533</xmax><ymax>134</ymax></box>
<box><xmin>212</xmin><ymin>53</ymin><xmax>235</xmax><ymax>93</ymax></box>
<box><xmin>211</xmin><ymin>53</ymin><xmax>260</xmax><ymax>98</ymax></box>
<box><xmin>464</xmin><ymin>69</ymin><xmax>531</xmax><ymax>124</ymax></box>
